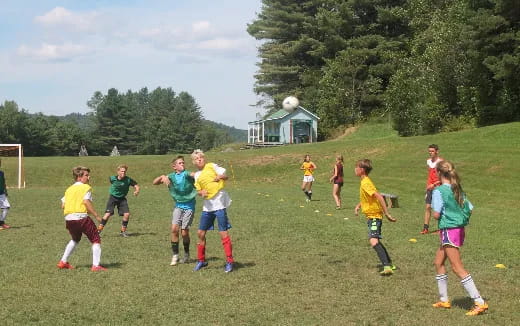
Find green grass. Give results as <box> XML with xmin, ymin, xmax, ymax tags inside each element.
<box><xmin>1</xmin><ymin>122</ymin><xmax>519</xmax><ymax>325</ymax></box>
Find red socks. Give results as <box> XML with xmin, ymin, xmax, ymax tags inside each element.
<box><xmin>221</xmin><ymin>236</ymin><xmax>234</xmax><ymax>263</ymax></box>
<box><xmin>197</xmin><ymin>244</ymin><xmax>205</xmax><ymax>262</ymax></box>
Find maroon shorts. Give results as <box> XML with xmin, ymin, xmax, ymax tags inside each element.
<box><xmin>65</xmin><ymin>217</ymin><xmax>101</xmax><ymax>244</ymax></box>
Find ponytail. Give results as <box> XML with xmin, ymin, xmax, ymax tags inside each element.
<box><xmin>436</xmin><ymin>160</ymin><xmax>464</xmax><ymax>207</ymax></box>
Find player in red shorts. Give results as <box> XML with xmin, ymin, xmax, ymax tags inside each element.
<box><xmin>57</xmin><ymin>166</ymin><xmax>106</xmax><ymax>271</ymax></box>
<box><xmin>421</xmin><ymin>144</ymin><xmax>443</xmax><ymax>234</ymax></box>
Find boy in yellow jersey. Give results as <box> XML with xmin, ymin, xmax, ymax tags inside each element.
<box><xmin>57</xmin><ymin>166</ymin><xmax>106</xmax><ymax>271</ymax></box>
<box><xmin>354</xmin><ymin>159</ymin><xmax>397</xmax><ymax>275</ymax></box>
<box><xmin>191</xmin><ymin>149</ymin><xmax>234</xmax><ymax>273</ymax></box>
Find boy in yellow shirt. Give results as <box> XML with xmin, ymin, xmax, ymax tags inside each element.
<box><xmin>57</xmin><ymin>166</ymin><xmax>106</xmax><ymax>271</ymax></box>
<box><xmin>191</xmin><ymin>149</ymin><xmax>234</xmax><ymax>273</ymax></box>
<box><xmin>354</xmin><ymin>159</ymin><xmax>397</xmax><ymax>275</ymax></box>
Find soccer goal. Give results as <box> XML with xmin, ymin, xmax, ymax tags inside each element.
<box><xmin>0</xmin><ymin>144</ymin><xmax>25</xmax><ymax>189</ymax></box>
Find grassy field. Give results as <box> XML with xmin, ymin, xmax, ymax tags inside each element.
<box><xmin>1</xmin><ymin>121</ymin><xmax>519</xmax><ymax>325</ymax></box>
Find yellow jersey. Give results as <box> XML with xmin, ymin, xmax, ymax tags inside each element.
<box><xmin>194</xmin><ymin>163</ymin><xmax>225</xmax><ymax>200</ymax></box>
<box><xmin>301</xmin><ymin>162</ymin><xmax>315</xmax><ymax>176</ymax></box>
<box><xmin>63</xmin><ymin>183</ymin><xmax>92</xmax><ymax>215</ymax></box>
<box><xmin>359</xmin><ymin>176</ymin><xmax>382</xmax><ymax>219</ymax></box>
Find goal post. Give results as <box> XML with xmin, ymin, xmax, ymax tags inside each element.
<box><xmin>0</xmin><ymin>144</ymin><xmax>25</xmax><ymax>189</ymax></box>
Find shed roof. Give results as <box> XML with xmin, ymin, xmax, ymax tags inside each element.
<box><xmin>249</xmin><ymin>106</ymin><xmax>320</xmax><ymax>124</ymax></box>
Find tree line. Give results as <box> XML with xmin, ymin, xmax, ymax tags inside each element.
<box><xmin>248</xmin><ymin>0</ymin><xmax>519</xmax><ymax>137</ymax></box>
<box><xmin>0</xmin><ymin>87</ymin><xmax>246</xmax><ymax>156</ymax></box>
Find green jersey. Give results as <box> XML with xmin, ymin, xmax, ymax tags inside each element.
<box><xmin>108</xmin><ymin>175</ymin><xmax>137</xmax><ymax>198</ymax></box>
<box><xmin>0</xmin><ymin>170</ymin><xmax>6</xmax><ymax>195</ymax></box>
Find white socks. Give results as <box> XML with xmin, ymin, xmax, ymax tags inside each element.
<box><xmin>61</xmin><ymin>240</ymin><xmax>78</xmax><ymax>262</ymax></box>
<box><xmin>436</xmin><ymin>274</ymin><xmax>449</xmax><ymax>302</ymax></box>
<box><xmin>92</xmin><ymin>243</ymin><xmax>101</xmax><ymax>266</ymax></box>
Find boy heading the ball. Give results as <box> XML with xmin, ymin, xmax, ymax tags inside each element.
<box><xmin>191</xmin><ymin>149</ymin><xmax>235</xmax><ymax>273</ymax></box>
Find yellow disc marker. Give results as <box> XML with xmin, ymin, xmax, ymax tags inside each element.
<box><xmin>409</xmin><ymin>238</ymin><xmax>417</xmax><ymax>243</ymax></box>
<box><xmin>495</xmin><ymin>264</ymin><xmax>506</xmax><ymax>269</ymax></box>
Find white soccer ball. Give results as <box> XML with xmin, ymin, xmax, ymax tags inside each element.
<box><xmin>282</xmin><ymin>96</ymin><xmax>299</xmax><ymax>112</ymax></box>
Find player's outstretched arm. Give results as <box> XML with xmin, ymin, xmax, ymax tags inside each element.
<box><xmin>374</xmin><ymin>192</ymin><xmax>396</xmax><ymax>222</ymax></box>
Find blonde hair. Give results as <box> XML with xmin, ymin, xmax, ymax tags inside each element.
<box><xmin>72</xmin><ymin>166</ymin><xmax>90</xmax><ymax>181</ymax></box>
<box><xmin>336</xmin><ymin>154</ymin><xmax>344</xmax><ymax>164</ymax></box>
<box><xmin>191</xmin><ymin>149</ymin><xmax>204</xmax><ymax>162</ymax></box>
<box><xmin>436</xmin><ymin>160</ymin><xmax>464</xmax><ymax>206</ymax></box>
<box><xmin>117</xmin><ymin>164</ymin><xmax>128</xmax><ymax>171</ymax></box>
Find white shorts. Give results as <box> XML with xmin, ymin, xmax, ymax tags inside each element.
<box><xmin>303</xmin><ymin>175</ymin><xmax>315</xmax><ymax>183</ymax></box>
<box><xmin>0</xmin><ymin>194</ymin><xmax>10</xmax><ymax>209</ymax></box>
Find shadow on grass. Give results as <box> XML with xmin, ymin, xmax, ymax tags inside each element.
<box><xmin>202</xmin><ymin>257</ymin><xmax>255</xmax><ymax>271</ymax></box>
<box><xmin>101</xmin><ymin>232</ymin><xmax>157</xmax><ymax>237</ymax></box>
<box><xmin>2</xmin><ymin>224</ymin><xmax>33</xmax><ymax>229</ymax></box>
<box><xmin>77</xmin><ymin>262</ymin><xmax>124</xmax><ymax>270</ymax></box>
<box><xmin>452</xmin><ymin>297</ymin><xmax>475</xmax><ymax>310</ymax></box>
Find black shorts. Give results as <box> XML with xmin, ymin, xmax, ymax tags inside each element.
<box><xmin>425</xmin><ymin>189</ymin><xmax>433</xmax><ymax>205</ymax></box>
<box><xmin>105</xmin><ymin>195</ymin><xmax>129</xmax><ymax>216</ymax></box>
<box><xmin>367</xmin><ymin>218</ymin><xmax>383</xmax><ymax>239</ymax></box>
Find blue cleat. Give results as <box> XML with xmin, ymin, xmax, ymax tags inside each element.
<box><xmin>224</xmin><ymin>262</ymin><xmax>234</xmax><ymax>273</ymax></box>
<box><xmin>193</xmin><ymin>261</ymin><xmax>208</xmax><ymax>271</ymax></box>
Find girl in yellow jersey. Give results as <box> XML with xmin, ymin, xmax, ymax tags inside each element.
<box><xmin>300</xmin><ymin>154</ymin><xmax>317</xmax><ymax>202</ymax></box>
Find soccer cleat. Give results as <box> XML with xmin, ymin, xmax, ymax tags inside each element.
<box><xmin>193</xmin><ymin>261</ymin><xmax>208</xmax><ymax>271</ymax></box>
<box><xmin>91</xmin><ymin>265</ymin><xmax>107</xmax><ymax>272</ymax></box>
<box><xmin>170</xmin><ymin>254</ymin><xmax>179</xmax><ymax>266</ymax></box>
<box><xmin>0</xmin><ymin>224</ymin><xmax>11</xmax><ymax>229</ymax></box>
<box><xmin>432</xmin><ymin>301</ymin><xmax>451</xmax><ymax>309</ymax></box>
<box><xmin>224</xmin><ymin>262</ymin><xmax>234</xmax><ymax>273</ymax></box>
<box><xmin>119</xmin><ymin>231</ymin><xmax>129</xmax><ymax>238</ymax></box>
<box><xmin>180</xmin><ymin>254</ymin><xmax>190</xmax><ymax>264</ymax></box>
<box><xmin>420</xmin><ymin>229</ymin><xmax>429</xmax><ymax>235</ymax></box>
<box><xmin>97</xmin><ymin>225</ymin><xmax>104</xmax><ymax>234</ymax></box>
<box><xmin>57</xmin><ymin>261</ymin><xmax>74</xmax><ymax>269</ymax></box>
<box><xmin>306</xmin><ymin>198</ymin><xmax>311</xmax><ymax>202</ymax></box>
<box><xmin>380</xmin><ymin>266</ymin><xmax>394</xmax><ymax>276</ymax></box>
<box><xmin>465</xmin><ymin>302</ymin><xmax>488</xmax><ymax>316</ymax></box>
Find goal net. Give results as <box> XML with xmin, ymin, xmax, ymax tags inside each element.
<box><xmin>0</xmin><ymin>144</ymin><xmax>25</xmax><ymax>189</ymax></box>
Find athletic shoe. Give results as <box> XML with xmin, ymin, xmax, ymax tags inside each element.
<box><xmin>432</xmin><ymin>301</ymin><xmax>451</xmax><ymax>309</ymax></box>
<box><xmin>57</xmin><ymin>261</ymin><xmax>74</xmax><ymax>269</ymax></box>
<box><xmin>119</xmin><ymin>231</ymin><xmax>129</xmax><ymax>237</ymax></box>
<box><xmin>180</xmin><ymin>254</ymin><xmax>190</xmax><ymax>264</ymax></box>
<box><xmin>170</xmin><ymin>254</ymin><xmax>179</xmax><ymax>266</ymax></box>
<box><xmin>306</xmin><ymin>198</ymin><xmax>311</xmax><ymax>202</ymax></box>
<box><xmin>91</xmin><ymin>265</ymin><xmax>107</xmax><ymax>272</ymax></box>
<box><xmin>224</xmin><ymin>262</ymin><xmax>233</xmax><ymax>273</ymax></box>
<box><xmin>0</xmin><ymin>224</ymin><xmax>11</xmax><ymax>230</ymax></box>
<box><xmin>193</xmin><ymin>261</ymin><xmax>208</xmax><ymax>271</ymax></box>
<box><xmin>465</xmin><ymin>302</ymin><xmax>488</xmax><ymax>316</ymax></box>
<box><xmin>380</xmin><ymin>266</ymin><xmax>394</xmax><ymax>276</ymax></box>
<box><xmin>335</xmin><ymin>206</ymin><xmax>341</xmax><ymax>210</ymax></box>
<box><xmin>97</xmin><ymin>225</ymin><xmax>104</xmax><ymax>234</ymax></box>
<box><xmin>420</xmin><ymin>229</ymin><xmax>429</xmax><ymax>235</ymax></box>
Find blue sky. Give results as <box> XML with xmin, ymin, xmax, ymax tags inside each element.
<box><xmin>0</xmin><ymin>0</ymin><xmax>263</xmax><ymax>128</ymax></box>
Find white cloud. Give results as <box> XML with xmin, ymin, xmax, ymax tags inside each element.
<box><xmin>192</xmin><ymin>21</ymin><xmax>211</xmax><ymax>33</ymax></box>
<box><xmin>35</xmin><ymin>7</ymin><xmax>100</xmax><ymax>32</ymax></box>
<box><xmin>16</xmin><ymin>43</ymin><xmax>91</xmax><ymax>62</ymax></box>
